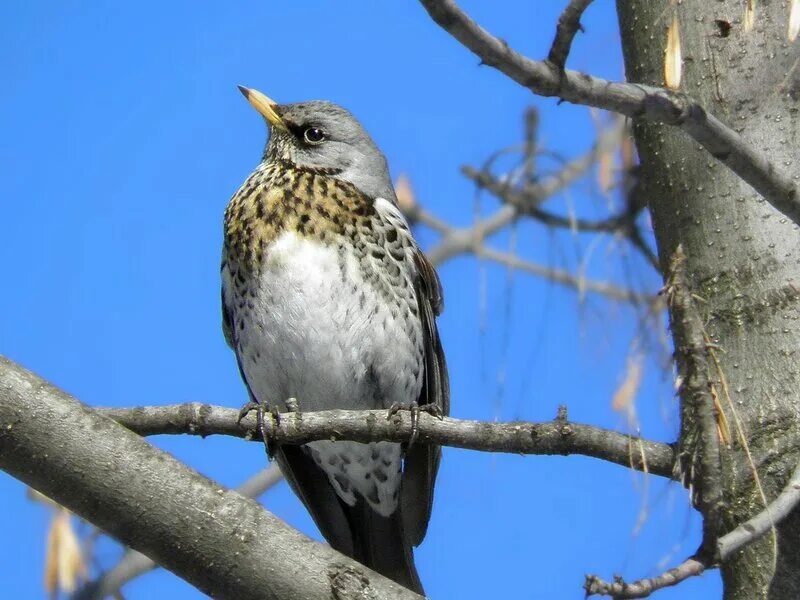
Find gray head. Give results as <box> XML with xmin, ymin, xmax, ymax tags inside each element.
<box><xmin>238</xmin><ymin>86</ymin><xmax>396</xmax><ymax>201</ymax></box>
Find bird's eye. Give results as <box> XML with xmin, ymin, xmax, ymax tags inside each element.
<box><xmin>303</xmin><ymin>127</ymin><xmax>326</xmax><ymax>144</ymax></box>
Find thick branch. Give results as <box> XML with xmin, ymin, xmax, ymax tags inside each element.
<box><xmin>418</xmin><ymin>0</ymin><xmax>800</xmax><ymax>225</ymax></box>
<box><xmin>97</xmin><ymin>403</ymin><xmax>676</xmax><ymax>479</ymax></box>
<box><xmin>75</xmin><ymin>465</ymin><xmax>285</xmax><ymax>600</ymax></box>
<box><xmin>0</xmin><ymin>356</ymin><xmax>419</xmax><ymax>600</ymax></box>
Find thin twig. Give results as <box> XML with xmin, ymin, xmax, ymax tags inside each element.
<box><xmin>584</xmin><ymin>558</ymin><xmax>706</xmax><ymax>598</ymax></box>
<box><xmin>547</xmin><ymin>0</ymin><xmax>594</xmax><ymax>72</ymax></box>
<box><xmin>426</xmin><ymin>121</ymin><xmax>624</xmax><ymax>265</ymax></box>
<box><xmin>476</xmin><ymin>245</ymin><xmax>653</xmax><ymax>305</ymax></box>
<box><xmin>96</xmin><ymin>404</ymin><xmax>676</xmax><ymax>479</ymax></box>
<box><xmin>418</xmin><ymin>0</ymin><xmax>800</xmax><ymax>224</ymax></box>
<box><xmin>462</xmin><ymin>166</ymin><xmax>631</xmax><ymax>232</ymax></box>
<box><xmin>585</xmin><ymin>458</ymin><xmax>800</xmax><ymax>598</ymax></box>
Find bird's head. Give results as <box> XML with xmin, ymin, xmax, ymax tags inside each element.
<box><xmin>238</xmin><ymin>86</ymin><xmax>395</xmax><ymax>201</ymax></box>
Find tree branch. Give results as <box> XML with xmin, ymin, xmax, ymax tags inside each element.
<box><xmin>96</xmin><ymin>403</ymin><xmax>676</xmax><ymax>479</ymax></box>
<box><xmin>547</xmin><ymin>0</ymin><xmax>594</xmax><ymax>72</ymax></box>
<box><xmin>584</xmin><ymin>558</ymin><xmax>706</xmax><ymax>599</ymax></box>
<box><xmin>584</xmin><ymin>458</ymin><xmax>800</xmax><ymax>598</ymax></box>
<box><xmin>418</xmin><ymin>0</ymin><xmax>800</xmax><ymax>225</ymax></box>
<box><xmin>716</xmin><ymin>459</ymin><xmax>800</xmax><ymax>562</ymax></box>
<box><xmin>475</xmin><ymin>245</ymin><xmax>653</xmax><ymax>305</ymax></box>
<box><xmin>425</xmin><ymin>120</ymin><xmax>624</xmax><ymax>265</ymax></box>
<box><xmin>0</xmin><ymin>355</ymin><xmax>419</xmax><ymax>600</ymax></box>
<box><xmin>74</xmin><ymin>465</ymin><xmax>284</xmax><ymax>600</ymax></box>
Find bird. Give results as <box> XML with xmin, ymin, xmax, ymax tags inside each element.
<box><xmin>221</xmin><ymin>86</ymin><xmax>449</xmax><ymax>595</ymax></box>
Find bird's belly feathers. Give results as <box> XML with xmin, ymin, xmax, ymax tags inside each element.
<box><xmin>226</xmin><ymin>231</ymin><xmax>422</xmax><ymax>516</ymax></box>
<box><xmin>231</xmin><ymin>231</ymin><xmax>422</xmax><ymax>412</ymax></box>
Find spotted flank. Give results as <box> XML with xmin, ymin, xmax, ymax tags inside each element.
<box><xmin>306</xmin><ymin>440</ymin><xmax>402</xmax><ymax>516</ymax></box>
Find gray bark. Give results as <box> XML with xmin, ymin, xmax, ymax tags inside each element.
<box><xmin>616</xmin><ymin>2</ymin><xmax>800</xmax><ymax>598</ymax></box>
<box><xmin>0</xmin><ymin>356</ymin><xmax>420</xmax><ymax>600</ymax></box>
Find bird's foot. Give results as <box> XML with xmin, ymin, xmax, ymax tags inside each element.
<box><xmin>416</xmin><ymin>402</ymin><xmax>445</xmax><ymax>420</ymax></box>
<box><xmin>255</xmin><ymin>403</ymin><xmax>282</xmax><ymax>460</ymax></box>
<box><xmin>387</xmin><ymin>401</ymin><xmax>424</xmax><ymax>450</ymax></box>
<box><xmin>237</xmin><ymin>400</ymin><xmax>260</xmax><ymax>428</ymax></box>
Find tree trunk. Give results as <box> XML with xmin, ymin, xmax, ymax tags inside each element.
<box><xmin>616</xmin><ymin>2</ymin><xmax>800</xmax><ymax>598</ymax></box>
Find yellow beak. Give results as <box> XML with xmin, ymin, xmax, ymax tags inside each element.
<box><xmin>237</xmin><ymin>85</ymin><xmax>287</xmax><ymax>131</ymax></box>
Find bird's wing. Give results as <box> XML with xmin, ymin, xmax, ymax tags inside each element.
<box><xmin>373</xmin><ymin>197</ymin><xmax>450</xmax><ymax>547</ymax></box>
<box><xmin>220</xmin><ymin>257</ymin><xmax>236</xmax><ymax>350</ymax></box>
<box><xmin>401</xmin><ymin>247</ymin><xmax>449</xmax><ymax>546</ymax></box>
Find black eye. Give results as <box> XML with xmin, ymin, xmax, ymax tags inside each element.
<box><xmin>303</xmin><ymin>127</ymin><xmax>326</xmax><ymax>144</ymax></box>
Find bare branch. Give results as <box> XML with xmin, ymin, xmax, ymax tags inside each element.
<box><xmin>426</xmin><ymin>121</ymin><xmax>624</xmax><ymax>265</ymax></box>
<box><xmin>717</xmin><ymin>459</ymin><xmax>800</xmax><ymax>561</ymax></box>
<box><xmin>74</xmin><ymin>465</ymin><xmax>284</xmax><ymax>600</ymax></box>
<box><xmin>97</xmin><ymin>403</ymin><xmax>676</xmax><ymax>479</ymax></box>
<box><xmin>418</xmin><ymin>0</ymin><xmax>800</xmax><ymax>225</ymax></box>
<box><xmin>475</xmin><ymin>245</ymin><xmax>653</xmax><ymax>305</ymax></box>
<box><xmin>547</xmin><ymin>0</ymin><xmax>594</xmax><ymax>72</ymax></box>
<box><xmin>585</xmin><ymin>458</ymin><xmax>800</xmax><ymax>598</ymax></box>
<box><xmin>0</xmin><ymin>356</ymin><xmax>419</xmax><ymax>600</ymax></box>
<box><xmin>584</xmin><ymin>558</ymin><xmax>706</xmax><ymax>599</ymax></box>
<box><xmin>459</xmin><ymin>170</ymin><xmax>629</xmax><ymax>232</ymax></box>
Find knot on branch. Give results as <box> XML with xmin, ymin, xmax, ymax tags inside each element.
<box><xmin>642</xmin><ymin>89</ymin><xmax>692</xmax><ymax>126</ymax></box>
<box><xmin>328</xmin><ymin>564</ymin><xmax>378</xmax><ymax>600</ymax></box>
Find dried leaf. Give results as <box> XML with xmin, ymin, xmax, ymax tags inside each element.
<box><xmin>621</xmin><ymin>131</ymin><xmax>636</xmax><ymax>174</ymax></box>
<box><xmin>597</xmin><ymin>148</ymin><xmax>614</xmax><ymax>193</ymax></box>
<box><xmin>790</xmin><ymin>0</ymin><xmax>800</xmax><ymax>41</ymax></box>
<box><xmin>744</xmin><ymin>0</ymin><xmax>756</xmax><ymax>33</ymax></box>
<box><xmin>612</xmin><ymin>355</ymin><xmax>643</xmax><ymax>412</ymax></box>
<box><xmin>664</xmin><ymin>14</ymin><xmax>682</xmax><ymax>90</ymax></box>
<box><xmin>394</xmin><ymin>174</ymin><xmax>416</xmax><ymax>215</ymax></box>
<box><xmin>44</xmin><ymin>509</ymin><xmax>87</xmax><ymax>597</ymax></box>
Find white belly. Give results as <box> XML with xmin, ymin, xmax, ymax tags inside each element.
<box><xmin>224</xmin><ymin>231</ymin><xmax>423</xmax><ymax>515</ymax></box>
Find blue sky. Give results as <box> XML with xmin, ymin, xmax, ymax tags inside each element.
<box><xmin>0</xmin><ymin>1</ymin><xmax>720</xmax><ymax>598</ymax></box>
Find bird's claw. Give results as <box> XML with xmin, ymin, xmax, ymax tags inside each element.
<box><xmin>417</xmin><ymin>402</ymin><xmax>445</xmax><ymax>420</ymax></box>
<box><xmin>387</xmin><ymin>401</ymin><xmax>425</xmax><ymax>451</ymax></box>
<box><xmin>236</xmin><ymin>400</ymin><xmax>260</xmax><ymax>427</ymax></box>
<box><xmin>253</xmin><ymin>402</ymin><xmax>281</xmax><ymax>460</ymax></box>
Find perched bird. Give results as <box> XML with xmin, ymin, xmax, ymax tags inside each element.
<box><xmin>221</xmin><ymin>86</ymin><xmax>449</xmax><ymax>594</ymax></box>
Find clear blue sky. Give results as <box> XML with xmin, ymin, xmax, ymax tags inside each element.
<box><xmin>0</xmin><ymin>1</ymin><xmax>720</xmax><ymax>598</ymax></box>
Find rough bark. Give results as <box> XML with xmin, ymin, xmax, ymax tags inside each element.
<box><xmin>615</xmin><ymin>3</ymin><xmax>800</xmax><ymax>598</ymax></box>
<box><xmin>0</xmin><ymin>356</ymin><xmax>419</xmax><ymax>600</ymax></box>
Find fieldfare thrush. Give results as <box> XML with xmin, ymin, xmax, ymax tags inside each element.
<box><xmin>221</xmin><ymin>86</ymin><xmax>449</xmax><ymax>594</ymax></box>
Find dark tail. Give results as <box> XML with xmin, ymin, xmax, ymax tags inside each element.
<box><xmin>344</xmin><ymin>499</ymin><xmax>424</xmax><ymax>595</ymax></box>
<box><xmin>275</xmin><ymin>445</ymin><xmax>425</xmax><ymax>595</ymax></box>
